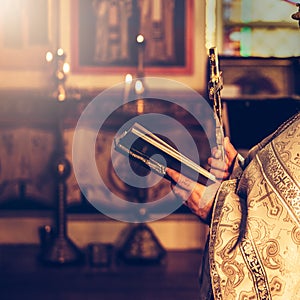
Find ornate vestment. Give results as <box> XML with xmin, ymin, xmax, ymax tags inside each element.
<box><xmin>200</xmin><ymin>112</ymin><xmax>300</xmax><ymax>299</ymax></box>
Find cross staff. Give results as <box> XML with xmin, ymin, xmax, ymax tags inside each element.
<box><xmin>208</xmin><ymin>47</ymin><xmax>225</xmax><ymax>161</ymax></box>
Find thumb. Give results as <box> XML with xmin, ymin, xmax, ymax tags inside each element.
<box><xmin>224</xmin><ymin>137</ymin><xmax>238</xmax><ymax>162</ymax></box>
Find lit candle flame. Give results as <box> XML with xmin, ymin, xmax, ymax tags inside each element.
<box><xmin>57</xmin><ymin>48</ymin><xmax>64</xmax><ymax>56</ymax></box>
<box><xmin>123</xmin><ymin>73</ymin><xmax>133</xmax><ymax>105</ymax></box>
<box><xmin>135</xmin><ymin>80</ymin><xmax>144</xmax><ymax>95</ymax></box>
<box><xmin>125</xmin><ymin>73</ymin><xmax>133</xmax><ymax>84</ymax></box>
<box><xmin>46</xmin><ymin>51</ymin><xmax>53</xmax><ymax>62</ymax></box>
<box><xmin>136</xmin><ymin>34</ymin><xmax>145</xmax><ymax>44</ymax></box>
<box><xmin>57</xmin><ymin>85</ymin><xmax>66</xmax><ymax>102</ymax></box>
<box><xmin>63</xmin><ymin>62</ymin><xmax>70</xmax><ymax>74</ymax></box>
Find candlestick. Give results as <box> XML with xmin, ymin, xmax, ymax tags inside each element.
<box><xmin>135</xmin><ymin>79</ymin><xmax>145</xmax><ymax>114</ymax></box>
<box><xmin>123</xmin><ymin>73</ymin><xmax>133</xmax><ymax>105</ymax></box>
<box><xmin>136</xmin><ymin>34</ymin><xmax>145</xmax><ymax>77</ymax></box>
<box><xmin>134</xmin><ymin>79</ymin><xmax>144</xmax><ymax>95</ymax></box>
<box><xmin>45</xmin><ymin>48</ymin><xmax>70</xmax><ymax>101</ymax></box>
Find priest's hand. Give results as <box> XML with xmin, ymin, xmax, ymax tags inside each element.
<box><xmin>166</xmin><ymin>168</ymin><xmax>219</xmax><ymax>223</ymax></box>
<box><xmin>208</xmin><ymin>136</ymin><xmax>238</xmax><ymax>180</ymax></box>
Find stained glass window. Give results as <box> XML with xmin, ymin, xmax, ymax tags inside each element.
<box><xmin>220</xmin><ymin>0</ymin><xmax>300</xmax><ymax>57</ymax></box>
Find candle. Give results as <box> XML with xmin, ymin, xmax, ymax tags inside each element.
<box><xmin>135</xmin><ymin>79</ymin><xmax>144</xmax><ymax>95</ymax></box>
<box><xmin>45</xmin><ymin>51</ymin><xmax>53</xmax><ymax>62</ymax></box>
<box><xmin>135</xmin><ymin>79</ymin><xmax>145</xmax><ymax>114</ymax></box>
<box><xmin>136</xmin><ymin>34</ymin><xmax>144</xmax><ymax>44</ymax></box>
<box><xmin>57</xmin><ymin>48</ymin><xmax>64</xmax><ymax>57</ymax></box>
<box><xmin>63</xmin><ymin>62</ymin><xmax>70</xmax><ymax>74</ymax></box>
<box><xmin>136</xmin><ymin>34</ymin><xmax>145</xmax><ymax>77</ymax></box>
<box><xmin>123</xmin><ymin>73</ymin><xmax>133</xmax><ymax>104</ymax></box>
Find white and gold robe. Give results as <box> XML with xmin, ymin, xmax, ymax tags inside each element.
<box><xmin>200</xmin><ymin>112</ymin><xmax>300</xmax><ymax>299</ymax></box>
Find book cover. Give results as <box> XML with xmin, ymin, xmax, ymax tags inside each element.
<box><xmin>114</xmin><ymin>123</ymin><xmax>216</xmax><ymax>185</ymax></box>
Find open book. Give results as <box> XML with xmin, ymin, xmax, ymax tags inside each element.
<box><xmin>114</xmin><ymin>123</ymin><xmax>217</xmax><ymax>184</ymax></box>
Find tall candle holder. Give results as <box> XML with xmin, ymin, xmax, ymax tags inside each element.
<box><xmin>40</xmin><ymin>157</ymin><xmax>84</xmax><ymax>265</ymax></box>
<box><xmin>122</xmin><ymin>34</ymin><xmax>146</xmax><ymax>114</ymax></box>
<box><xmin>136</xmin><ymin>34</ymin><xmax>145</xmax><ymax>77</ymax></box>
<box><xmin>40</xmin><ymin>49</ymin><xmax>83</xmax><ymax>265</ymax></box>
<box><xmin>116</xmin><ymin>34</ymin><xmax>166</xmax><ymax>265</ymax></box>
<box><xmin>135</xmin><ymin>34</ymin><xmax>146</xmax><ymax>114</ymax></box>
<box><xmin>123</xmin><ymin>73</ymin><xmax>133</xmax><ymax>105</ymax></box>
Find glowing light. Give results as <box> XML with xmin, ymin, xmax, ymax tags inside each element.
<box><xmin>57</xmin><ymin>86</ymin><xmax>66</xmax><ymax>101</ymax></box>
<box><xmin>45</xmin><ymin>51</ymin><xmax>53</xmax><ymax>62</ymax></box>
<box><xmin>58</xmin><ymin>163</ymin><xmax>65</xmax><ymax>174</ymax></box>
<box><xmin>125</xmin><ymin>73</ymin><xmax>133</xmax><ymax>84</ymax></box>
<box><xmin>135</xmin><ymin>80</ymin><xmax>144</xmax><ymax>94</ymax></box>
<box><xmin>63</xmin><ymin>62</ymin><xmax>70</xmax><ymax>74</ymax></box>
<box><xmin>58</xmin><ymin>93</ymin><xmax>66</xmax><ymax>101</ymax></box>
<box><xmin>56</xmin><ymin>71</ymin><xmax>65</xmax><ymax>80</ymax></box>
<box><xmin>136</xmin><ymin>34</ymin><xmax>145</xmax><ymax>44</ymax></box>
<box><xmin>57</xmin><ymin>48</ymin><xmax>64</xmax><ymax>56</ymax></box>
<box><xmin>137</xmin><ymin>99</ymin><xmax>144</xmax><ymax>114</ymax></box>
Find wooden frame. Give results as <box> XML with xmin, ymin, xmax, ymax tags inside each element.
<box><xmin>71</xmin><ymin>0</ymin><xmax>194</xmax><ymax>75</ymax></box>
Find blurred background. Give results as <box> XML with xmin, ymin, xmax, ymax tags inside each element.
<box><xmin>0</xmin><ymin>0</ymin><xmax>299</xmax><ymax>299</ymax></box>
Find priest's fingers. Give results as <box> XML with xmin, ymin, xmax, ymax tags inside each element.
<box><xmin>170</xmin><ymin>182</ymin><xmax>215</xmax><ymax>220</ymax></box>
<box><xmin>211</xmin><ymin>137</ymin><xmax>237</xmax><ymax>167</ymax></box>
<box><xmin>165</xmin><ymin>168</ymin><xmax>197</xmax><ymax>191</ymax></box>
<box><xmin>170</xmin><ymin>184</ymin><xmax>191</xmax><ymax>204</ymax></box>
<box><xmin>210</xmin><ymin>168</ymin><xmax>231</xmax><ymax>180</ymax></box>
<box><xmin>224</xmin><ymin>137</ymin><xmax>238</xmax><ymax>165</ymax></box>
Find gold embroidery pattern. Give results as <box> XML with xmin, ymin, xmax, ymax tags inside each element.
<box><xmin>208</xmin><ymin>118</ymin><xmax>300</xmax><ymax>299</ymax></box>
<box><xmin>239</xmin><ymin>231</ymin><xmax>271</xmax><ymax>300</ymax></box>
<box><xmin>209</xmin><ymin>180</ymin><xmax>240</xmax><ymax>300</ymax></box>
<box><xmin>209</xmin><ymin>193</ymin><xmax>226</xmax><ymax>299</ymax></box>
<box><xmin>262</xmin><ymin>182</ymin><xmax>283</xmax><ymax>219</ymax></box>
<box><xmin>291</xmin><ymin>226</ymin><xmax>300</xmax><ymax>245</ymax></box>
<box><xmin>269</xmin><ymin>276</ymin><xmax>285</xmax><ymax>296</ymax></box>
<box><xmin>261</xmin><ymin>239</ymin><xmax>282</xmax><ymax>271</ymax></box>
<box><xmin>239</xmin><ymin>277</ymin><xmax>285</xmax><ymax>299</ymax></box>
<box><xmin>257</xmin><ymin>142</ymin><xmax>300</xmax><ymax>225</ymax></box>
<box><xmin>219</xmin><ymin>243</ymin><xmax>245</xmax><ymax>298</ymax></box>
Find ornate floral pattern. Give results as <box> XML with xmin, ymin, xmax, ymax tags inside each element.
<box><xmin>206</xmin><ymin>112</ymin><xmax>300</xmax><ymax>299</ymax></box>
